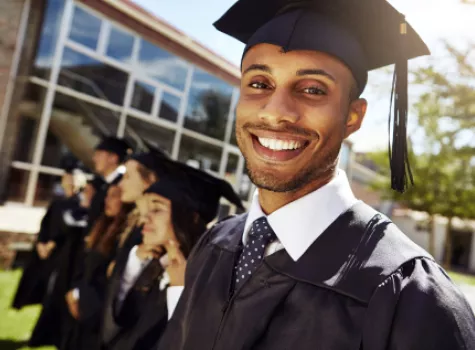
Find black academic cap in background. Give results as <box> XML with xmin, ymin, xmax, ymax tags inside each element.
<box><xmin>214</xmin><ymin>0</ymin><xmax>430</xmax><ymax>193</ymax></box>
<box><xmin>95</xmin><ymin>137</ymin><xmax>132</xmax><ymax>163</ymax></box>
<box><xmin>144</xmin><ymin>178</ymin><xmax>195</xmax><ymax>213</ymax></box>
<box><xmin>128</xmin><ymin>150</ymin><xmax>174</xmax><ymax>179</ymax></box>
<box><xmin>170</xmin><ymin>162</ymin><xmax>245</xmax><ymax>223</ymax></box>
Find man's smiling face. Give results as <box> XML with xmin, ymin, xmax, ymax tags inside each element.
<box><xmin>236</xmin><ymin>43</ymin><xmax>366</xmax><ymax>193</ymax></box>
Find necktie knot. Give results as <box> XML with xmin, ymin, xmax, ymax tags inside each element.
<box><xmin>249</xmin><ymin>217</ymin><xmax>276</xmax><ymax>243</ymax></box>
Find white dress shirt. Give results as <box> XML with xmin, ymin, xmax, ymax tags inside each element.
<box><xmin>118</xmin><ymin>245</ymin><xmax>184</xmax><ymax>320</ymax></box>
<box><xmin>243</xmin><ymin>170</ymin><xmax>359</xmax><ymax>261</ymax></box>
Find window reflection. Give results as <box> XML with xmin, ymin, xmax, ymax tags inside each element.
<box><xmin>34</xmin><ymin>0</ymin><xmax>65</xmax><ymax>78</ymax></box>
<box><xmin>137</xmin><ymin>39</ymin><xmax>188</xmax><ymax>91</ymax></box>
<box><xmin>34</xmin><ymin>173</ymin><xmax>63</xmax><ymax>207</ymax></box>
<box><xmin>41</xmin><ymin>91</ymin><xmax>120</xmax><ymax>171</ymax></box>
<box><xmin>106</xmin><ymin>25</ymin><xmax>134</xmax><ymax>63</ymax></box>
<box><xmin>131</xmin><ymin>81</ymin><xmax>155</xmax><ymax>114</ymax></box>
<box><xmin>14</xmin><ymin>84</ymin><xmax>47</xmax><ymax>164</ymax></box>
<box><xmin>178</xmin><ymin>135</ymin><xmax>222</xmax><ymax>173</ymax></box>
<box><xmin>69</xmin><ymin>6</ymin><xmax>102</xmax><ymax>50</ymax></box>
<box><xmin>58</xmin><ymin>48</ymin><xmax>128</xmax><ymax>105</ymax></box>
<box><xmin>124</xmin><ymin>116</ymin><xmax>175</xmax><ymax>155</ymax></box>
<box><xmin>5</xmin><ymin>169</ymin><xmax>29</xmax><ymax>203</ymax></box>
<box><xmin>185</xmin><ymin>68</ymin><xmax>233</xmax><ymax>140</ymax></box>
<box><xmin>230</xmin><ymin>113</ymin><xmax>237</xmax><ymax>145</ymax></box>
<box><xmin>224</xmin><ymin>153</ymin><xmax>239</xmax><ymax>190</ymax></box>
<box><xmin>159</xmin><ymin>92</ymin><xmax>180</xmax><ymax>123</ymax></box>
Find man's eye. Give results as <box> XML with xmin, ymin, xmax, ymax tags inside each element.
<box><xmin>303</xmin><ymin>87</ymin><xmax>326</xmax><ymax>95</ymax></box>
<box><xmin>249</xmin><ymin>82</ymin><xmax>269</xmax><ymax>89</ymax></box>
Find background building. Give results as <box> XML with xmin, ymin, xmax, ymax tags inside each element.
<box><xmin>0</xmin><ymin>0</ymin><xmax>358</xmax><ymax>266</ymax></box>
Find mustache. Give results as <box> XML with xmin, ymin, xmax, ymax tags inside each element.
<box><xmin>242</xmin><ymin>122</ymin><xmax>318</xmax><ymax>138</ymax></box>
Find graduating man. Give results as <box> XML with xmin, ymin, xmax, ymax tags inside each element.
<box><xmin>88</xmin><ymin>136</ymin><xmax>131</xmax><ymax>230</ymax></box>
<box><xmin>158</xmin><ymin>1</ymin><xmax>475</xmax><ymax>349</ymax></box>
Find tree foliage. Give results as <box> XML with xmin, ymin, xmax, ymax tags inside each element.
<box><xmin>369</xmin><ymin>43</ymin><xmax>475</xmax><ymax>263</ymax></box>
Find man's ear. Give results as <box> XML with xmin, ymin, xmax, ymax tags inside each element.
<box><xmin>344</xmin><ymin>98</ymin><xmax>367</xmax><ymax>138</ymax></box>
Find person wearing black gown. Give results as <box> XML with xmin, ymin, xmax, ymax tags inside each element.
<box><xmin>61</xmin><ymin>184</ymin><xmax>134</xmax><ymax>350</ymax></box>
<box><xmin>100</xmin><ymin>158</ymin><xmax>243</xmax><ymax>350</ymax></box>
<box><xmin>28</xmin><ymin>178</ymin><xmax>98</xmax><ymax>348</ymax></box>
<box><xmin>66</xmin><ymin>137</ymin><xmax>132</xmax><ymax>315</ymax></box>
<box><xmin>157</xmin><ymin>1</ymin><xmax>475</xmax><ymax>349</ymax></box>
<box><xmin>12</xmin><ymin>166</ymin><xmax>81</xmax><ymax>310</ymax></box>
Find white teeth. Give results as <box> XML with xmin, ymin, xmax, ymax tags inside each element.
<box><xmin>257</xmin><ymin>137</ymin><xmax>304</xmax><ymax>151</ymax></box>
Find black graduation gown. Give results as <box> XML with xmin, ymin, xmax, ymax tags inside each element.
<box><xmin>61</xmin><ymin>247</ymin><xmax>117</xmax><ymax>350</ymax></box>
<box><xmin>101</xmin><ymin>258</ymin><xmax>168</xmax><ymax>350</ymax></box>
<box><xmin>28</xmin><ymin>206</ymin><xmax>89</xmax><ymax>348</ymax></box>
<box><xmin>158</xmin><ymin>202</ymin><xmax>475</xmax><ymax>350</ymax></box>
<box><xmin>100</xmin><ymin>226</ymin><xmax>167</xmax><ymax>350</ymax></box>
<box><xmin>12</xmin><ymin>196</ymin><xmax>78</xmax><ymax>309</ymax></box>
<box><xmin>69</xmin><ymin>175</ymin><xmax>123</xmax><ymax>296</ymax></box>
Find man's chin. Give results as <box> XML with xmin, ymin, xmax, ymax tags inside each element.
<box><xmin>248</xmin><ymin>169</ymin><xmax>300</xmax><ymax>193</ymax></box>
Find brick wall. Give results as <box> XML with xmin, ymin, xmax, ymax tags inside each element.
<box><xmin>0</xmin><ymin>0</ymin><xmax>26</xmax><ymax>113</ymax></box>
<box><xmin>0</xmin><ymin>0</ymin><xmax>45</xmax><ymax>202</ymax></box>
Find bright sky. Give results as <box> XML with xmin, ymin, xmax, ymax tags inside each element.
<box><xmin>132</xmin><ymin>0</ymin><xmax>475</xmax><ymax>152</ymax></box>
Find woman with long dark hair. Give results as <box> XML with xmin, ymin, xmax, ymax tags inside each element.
<box><xmin>100</xmin><ymin>176</ymin><xmax>207</xmax><ymax>350</ymax></box>
<box><xmin>62</xmin><ymin>184</ymin><xmax>134</xmax><ymax>350</ymax></box>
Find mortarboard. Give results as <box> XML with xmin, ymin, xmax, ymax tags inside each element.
<box><xmin>170</xmin><ymin>161</ymin><xmax>245</xmax><ymax>223</ymax></box>
<box><xmin>95</xmin><ymin>137</ymin><xmax>132</xmax><ymax>163</ymax></box>
<box><xmin>134</xmin><ymin>151</ymin><xmax>244</xmax><ymax>223</ymax></box>
<box><xmin>144</xmin><ymin>178</ymin><xmax>195</xmax><ymax>213</ymax></box>
<box><xmin>128</xmin><ymin>150</ymin><xmax>174</xmax><ymax>179</ymax></box>
<box><xmin>214</xmin><ymin>0</ymin><xmax>430</xmax><ymax>192</ymax></box>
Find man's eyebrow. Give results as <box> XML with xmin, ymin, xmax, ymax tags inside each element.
<box><xmin>296</xmin><ymin>69</ymin><xmax>336</xmax><ymax>82</ymax></box>
<box><xmin>242</xmin><ymin>64</ymin><xmax>272</xmax><ymax>75</ymax></box>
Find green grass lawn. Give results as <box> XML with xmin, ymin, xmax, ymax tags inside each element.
<box><xmin>0</xmin><ymin>270</ymin><xmax>54</xmax><ymax>350</ymax></box>
<box><xmin>448</xmin><ymin>271</ymin><xmax>475</xmax><ymax>287</ymax></box>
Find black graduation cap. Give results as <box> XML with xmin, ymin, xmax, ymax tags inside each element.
<box><xmin>214</xmin><ymin>0</ymin><xmax>430</xmax><ymax>192</ymax></box>
<box><xmin>128</xmin><ymin>150</ymin><xmax>174</xmax><ymax>179</ymax></box>
<box><xmin>133</xmin><ymin>150</ymin><xmax>244</xmax><ymax>223</ymax></box>
<box><xmin>95</xmin><ymin>137</ymin><xmax>132</xmax><ymax>163</ymax></box>
<box><xmin>144</xmin><ymin>178</ymin><xmax>195</xmax><ymax>213</ymax></box>
<box><xmin>170</xmin><ymin>162</ymin><xmax>245</xmax><ymax>223</ymax></box>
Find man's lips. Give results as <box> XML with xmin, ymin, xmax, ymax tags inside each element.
<box><xmin>250</xmin><ymin>134</ymin><xmax>310</xmax><ymax>162</ymax></box>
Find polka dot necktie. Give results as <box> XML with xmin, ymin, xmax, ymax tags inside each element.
<box><xmin>234</xmin><ymin>217</ymin><xmax>277</xmax><ymax>291</ymax></box>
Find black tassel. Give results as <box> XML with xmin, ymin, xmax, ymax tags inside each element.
<box><xmin>388</xmin><ymin>21</ymin><xmax>413</xmax><ymax>193</ymax></box>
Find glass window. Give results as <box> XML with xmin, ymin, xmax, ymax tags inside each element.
<box><xmin>159</xmin><ymin>92</ymin><xmax>180</xmax><ymax>123</ymax></box>
<box><xmin>5</xmin><ymin>168</ymin><xmax>29</xmax><ymax>203</ymax></box>
<box><xmin>41</xmin><ymin>91</ymin><xmax>120</xmax><ymax>171</ymax></box>
<box><xmin>34</xmin><ymin>173</ymin><xmax>62</xmax><ymax>207</ymax></box>
<box><xmin>178</xmin><ymin>135</ymin><xmax>223</xmax><ymax>173</ymax></box>
<box><xmin>137</xmin><ymin>39</ymin><xmax>188</xmax><ymax>91</ymax></box>
<box><xmin>34</xmin><ymin>0</ymin><xmax>66</xmax><ymax>79</ymax></box>
<box><xmin>58</xmin><ymin>48</ymin><xmax>129</xmax><ymax>105</ymax></box>
<box><xmin>13</xmin><ymin>84</ymin><xmax>46</xmax><ymax>164</ymax></box>
<box><xmin>224</xmin><ymin>153</ymin><xmax>239</xmax><ymax>190</ymax></box>
<box><xmin>106</xmin><ymin>25</ymin><xmax>134</xmax><ymax>63</ymax></box>
<box><xmin>69</xmin><ymin>6</ymin><xmax>102</xmax><ymax>50</ymax></box>
<box><xmin>124</xmin><ymin>116</ymin><xmax>175</xmax><ymax>155</ymax></box>
<box><xmin>131</xmin><ymin>81</ymin><xmax>155</xmax><ymax>114</ymax></box>
<box><xmin>185</xmin><ymin>68</ymin><xmax>233</xmax><ymax>140</ymax></box>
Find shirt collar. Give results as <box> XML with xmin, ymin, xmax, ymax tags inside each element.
<box><xmin>104</xmin><ymin>165</ymin><xmax>125</xmax><ymax>184</ymax></box>
<box><xmin>243</xmin><ymin>170</ymin><xmax>359</xmax><ymax>261</ymax></box>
